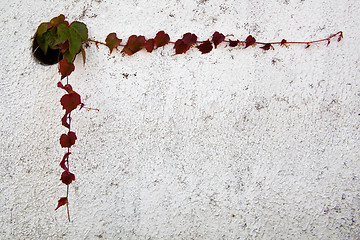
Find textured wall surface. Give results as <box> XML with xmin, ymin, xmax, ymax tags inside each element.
<box><xmin>0</xmin><ymin>0</ymin><xmax>359</xmax><ymax>239</ymax></box>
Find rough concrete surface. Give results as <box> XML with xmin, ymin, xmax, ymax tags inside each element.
<box><xmin>0</xmin><ymin>0</ymin><xmax>359</xmax><ymax>239</ymax></box>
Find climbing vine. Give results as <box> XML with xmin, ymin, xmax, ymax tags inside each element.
<box><xmin>33</xmin><ymin>14</ymin><xmax>343</xmax><ymax>221</ymax></box>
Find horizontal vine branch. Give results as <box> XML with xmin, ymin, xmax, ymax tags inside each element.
<box><xmin>88</xmin><ymin>30</ymin><xmax>343</xmax><ymax>53</ymax></box>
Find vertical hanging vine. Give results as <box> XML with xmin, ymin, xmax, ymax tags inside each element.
<box><xmin>33</xmin><ymin>14</ymin><xmax>343</xmax><ymax>221</ymax></box>
<box><xmin>34</xmin><ymin>14</ymin><xmax>88</xmax><ymax>220</ymax></box>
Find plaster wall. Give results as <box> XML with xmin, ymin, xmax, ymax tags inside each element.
<box><xmin>0</xmin><ymin>0</ymin><xmax>360</xmax><ymax>239</ymax></box>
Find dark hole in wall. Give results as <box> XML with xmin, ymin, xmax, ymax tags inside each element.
<box><xmin>32</xmin><ymin>37</ymin><xmax>63</xmax><ymax>65</ymax></box>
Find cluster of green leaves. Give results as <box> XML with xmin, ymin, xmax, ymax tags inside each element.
<box><xmin>35</xmin><ymin>14</ymin><xmax>88</xmax><ymax>78</ymax></box>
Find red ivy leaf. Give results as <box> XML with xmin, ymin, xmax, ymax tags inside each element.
<box><xmin>182</xmin><ymin>33</ymin><xmax>197</xmax><ymax>45</ymax></box>
<box><xmin>58</xmin><ymin>41</ymin><xmax>69</xmax><ymax>54</ymax></box>
<box><xmin>174</xmin><ymin>33</ymin><xmax>198</xmax><ymax>54</ymax></box>
<box><xmin>212</xmin><ymin>32</ymin><xmax>225</xmax><ymax>48</ymax></box>
<box><xmin>229</xmin><ymin>40</ymin><xmax>239</xmax><ymax>47</ymax></box>
<box><xmin>60</xmin><ymin>131</ymin><xmax>77</xmax><ymax>148</ymax></box>
<box><xmin>197</xmin><ymin>40</ymin><xmax>213</xmax><ymax>54</ymax></box>
<box><xmin>61</xmin><ymin>112</ymin><xmax>70</xmax><ymax>129</ymax></box>
<box><xmin>245</xmin><ymin>35</ymin><xmax>256</xmax><ymax>48</ymax></box>
<box><xmin>145</xmin><ymin>39</ymin><xmax>155</xmax><ymax>53</ymax></box>
<box><xmin>154</xmin><ymin>31</ymin><xmax>170</xmax><ymax>48</ymax></box>
<box><xmin>122</xmin><ymin>35</ymin><xmax>146</xmax><ymax>55</ymax></box>
<box><xmin>61</xmin><ymin>171</ymin><xmax>75</xmax><ymax>185</ymax></box>
<box><xmin>60</xmin><ymin>152</ymin><xmax>71</xmax><ymax>172</ymax></box>
<box><xmin>280</xmin><ymin>39</ymin><xmax>287</xmax><ymax>46</ymax></box>
<box><xmin>174</xmin><ymin>39</ymin><xmax>189</xmax><ymax>54</ymax></box>
<box><xmin>55</xmin><ymin>197</ymin><xmax>68</xmax><ymax>210</ymax></box>
<box><xmin>60</xmin><ymin>92</ymin><xmax>81</xmax><ymax>113</ymax></box>
<box><xmin>57</xmin><ymin>82</ymin><xmax>73</xmax><ymax>93</ymax></box>
<box><xmin>260</xmin><ymin>43</ymin><xmax>273</xmax><ymax>51</ymax></box>
<box><xmin>105</xmin><ymin>33</ymin><xmax>122</xmax><ymax>53</ymax></box>
<box><xmin>59</xmin><ymin>59</ymin><xmax>75</xmax><ymax>79</ymax></box>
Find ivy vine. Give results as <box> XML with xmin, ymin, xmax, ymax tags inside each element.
<box><xmin>33</xmin><ymin>14</ymin><xmax>343</xmax><ymax>221</ymax></box>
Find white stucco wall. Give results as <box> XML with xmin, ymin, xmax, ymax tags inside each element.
<box><xmin>1</xmin><ymin>0</ymin><xmax>359</xmax><ymax>239</ymax></box>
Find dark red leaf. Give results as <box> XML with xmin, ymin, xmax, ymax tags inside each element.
<box><xmin>197</xmin><ymin>40</ymin><xmax>213</xmax><ymax>54</ymax></box>
<box><xmin>212</xmin><ymin>32</ymin><xmax>225</xmax><ymax>48</ymax></box>
<box><xmin>60</xmin><ymin>92</ymin><xmax>81</xmax><ymax>113</ymax></box>
<box><xmin>245</xmin><ymin>35</ymin><xmax>256</xmax><ymax>48</ymax></box>
<box><xmin>61</xmin><ymin>112</ymin><xmax>70</xmax><ymax>129</ymax></box>
<box><xmin>182</xmin><ymin>33</ymin><xmax>197</xmax><ymax>45</ymax></box>
<box><xmin>60</xmin><ymin>152</ymin><xmax>71</xmax><ymax>172</ymax></box>
<box><xmin>229</xmin><ymin>40</ymin><xmax>239</xmax><ymax>47</ymax></box>
<box><xmin>61</xmin><ymin>171</ymin><xmax>75</xmax><ymax>185</ymax></box>
<box><xmin>59</xmin><ymin>59</ymin><xmax>75</xmax><ymax>79</ymax></box>
<box><xmin>174</xmin><ymin>39</ymin><xmax>190</xmax><ymax>54</ymax></box>
<box><xmin>305</xmin><ymin>43</ymin><xmax>310</xmax><ymax>49</ymax></box>
<box><xmin>174</xmin><ymin>33</ymin><xmax>198</xmax><ymax>54</ymax></box>
<box><xmin>58</xmin><ymin>41</ymin><xmax>69</xmax><ymax>54</ymax></box>
<box><xmin>105</xmin><ymin>33</ymin><xmax>122</xmax><ymax>53</ymax></box>
<box><xmin>154</xmin><ymin>31</ymin><xmax>170</xmax><ymax>48</ymax></box>
<box><xmin>60</xmin><ymin>131</ymin><xmax>77</xmax><ymax>148</ymax></box>
<box><xmin>121</xmin><ymin>35</ymin><xmax>146</xmax><ymax>55</ymax></box>
<box><xmin>57</xmin><ymin>82</ymin><xmax>73</xmax><ymax>92</ymax></box>
<box><xmin>260</xmin><ymin>43</ymin><xmax>273</xmax><ymax>50</ymax></box>
<box><xmin>55</xmin><ymin>197</ymin><xmax>68</xmax><ymax>210</ymax></box>
<box><xmin>145</xmin><ymin>39</ymin><xmax>155</xmax><ymax>53</ymax></box>
<box><xmin>280</xmin><ymin>39</ymin><xmax>287</xmax><ymax>46</ymax></box>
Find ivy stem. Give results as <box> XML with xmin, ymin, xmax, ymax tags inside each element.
<box><xmin>66</xmin><ymin>110</ymin><xmax>72</xmax><ymax>222</ymax></box>
<box><xmin>65</xmin><ymin>75</ymin><xmax>71</xmax><ymax>222</ymax></box>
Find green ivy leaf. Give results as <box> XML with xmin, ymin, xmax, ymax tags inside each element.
<box><xmin>63</xmin><ymin>50</ymin><xmax>75</xmax><ymax>63</ymax></box>
<box><xmin>69</xmin><ymin>22</ymin><xmax>88</xmax><ymax>56</ymax></box>
<box><xmin>56</xmin><ymin>23</ymin><xmax>70</xmax><ymax>44</ymax></box>
<box><xmin>50</xmin><ymin>14</ymin><xmax>66</xmax><ymax>27</ymax></box>
<box><xmin>36</xmin><ymin>22</ymin><xmax>51</xmax><ymax>37</ymax></box>
<box><xmin>36</xmin><ymin>30</ymin><xmax>57</xmax><ymax>55</ymax></box>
